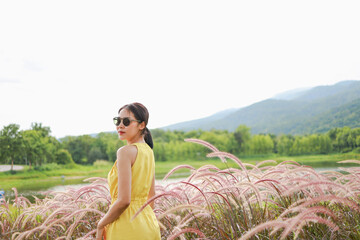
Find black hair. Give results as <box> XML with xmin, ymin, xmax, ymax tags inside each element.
<box><xmin>118</xmin><ymin>102</ymin><xmax>154</xmax><ymax>149</ymax></box>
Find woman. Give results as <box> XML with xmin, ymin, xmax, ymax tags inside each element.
<box><xmin>96</xmin><ymin>103</ymin><xmax>161</xmax><ymax>240</ymax></box>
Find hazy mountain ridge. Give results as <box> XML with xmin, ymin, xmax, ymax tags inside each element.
<box><xmin>292</xmin><ymin>80</ymin><xmax>360</xmax><ymax>102</ymax></box>
<box><xmin>163</xmin><ymin>108</ymin><xmax>238</xmax><ymax>130</ymax></box>
<box><xmin>162</xmin><ymin>80</ymin><xmax>360</xmax><ymax>134</ymax></box>
<box><xmin>272</xmin><ymin>87</ymin><xmax>312</xmax><ymax>100</ymax></box>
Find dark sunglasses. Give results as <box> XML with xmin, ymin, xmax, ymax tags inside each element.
<box><xmin>113</xmin><ymin>117</ymin><xmax>141</xmax><ymax>127</ymax></box>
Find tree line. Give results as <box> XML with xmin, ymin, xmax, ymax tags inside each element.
<box><xmin>1</xmin><ymin>123</ymin><xmax>360</xmax><ymax>170</ymax></box>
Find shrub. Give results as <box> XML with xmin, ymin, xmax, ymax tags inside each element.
<box><xmin>55</xmin><ymin>149</ymin><xmax>75</xmax><ymax>165</ymax></box>
<box><xmin>33</xmin><ymin>163</ymin><xmax>61</xmax><ymax>171</ymax></box>
<box><xmin>353</xmin><ymin>147</ymin><xmax>360</xmax><ymax>153</ymax></box>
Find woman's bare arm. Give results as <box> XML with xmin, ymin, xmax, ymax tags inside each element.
<box><xmin>97</xmin><ymin>146</ymin><xmax>136</xmax><ymax>229</ymax></box>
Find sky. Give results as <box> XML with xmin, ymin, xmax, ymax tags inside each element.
<box><xmin>1</xmin><ymin>0</ymin><xmax>360</xmax><ymax>139</ymax></box>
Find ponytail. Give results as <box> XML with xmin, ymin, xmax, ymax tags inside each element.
<box><xmin>144</xmin><ymin>127</ymin><xmax>154</xmax><ymax>149</ymax></box>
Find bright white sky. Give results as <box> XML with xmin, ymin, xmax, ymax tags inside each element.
<box><xmin>1</xmin><ymin>0</ymin><xmax>360</xmax><ymax>138</ymax></box>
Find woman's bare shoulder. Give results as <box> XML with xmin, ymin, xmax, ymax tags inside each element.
<box><xmin>116</xmin><ymin>145</ymin><xmax>138</xmax><ymax>160</ymax></box>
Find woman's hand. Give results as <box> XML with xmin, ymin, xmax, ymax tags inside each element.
<box><xmin>96</xmin><ymin>220</ymin><xmax>106</xmax><ymax>240</ymax></box>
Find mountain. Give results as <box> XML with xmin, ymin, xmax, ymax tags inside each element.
<box><xmin>292</xmin><ymin>97</ymin><xmax>360</xmax><ymax>133</ymax></box>
<box><xmin>272</xmin><ymin>87</ymin><xmax>312</xmax><ymax>100</ymax></box>
<box><xmin>161</xmin><ymin>80</ymin><xmax>360</xmax><ymax>134</ymax></box>
<box><xmin>162</xmin><ymin>108</ymin><xmax>238</xmax><ymax>131</ymax></box>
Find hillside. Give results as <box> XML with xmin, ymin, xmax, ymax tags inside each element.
<box><xmin>294</xmin><ymin>98</ymin><xmax>360</xmax><ymax>133</ymax></box>
<box><xmin>163</xmin><ymin>108</ymin><xmax>238</xmax><ymax>131</ymax></box>
<box><xmin>161</xmin><ymin>80</ymin><xmax>360</xmax><ymax>134</ymax></box>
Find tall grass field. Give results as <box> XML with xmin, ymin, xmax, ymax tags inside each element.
<box><xmin>1</xmin><ymin>139</ymin><xmax>360</xmax><ymax>239</ymax></box>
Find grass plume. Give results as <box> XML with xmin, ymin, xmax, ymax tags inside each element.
<box><xmin>1</xmin><ymin>139</ymin><xmax>360</xmax><ymax>239</ymax></box>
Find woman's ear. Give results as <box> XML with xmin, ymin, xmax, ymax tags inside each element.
<box><xmin>139</xmin><ymin>121</ymin><xmax>146</xmax><ymax>131</ymax></box>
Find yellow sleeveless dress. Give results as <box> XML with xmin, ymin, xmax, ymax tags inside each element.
<box><xmin>105</xmin><ymin>143</ymin><xmax>161</xmax><ymax>240</ymax></box>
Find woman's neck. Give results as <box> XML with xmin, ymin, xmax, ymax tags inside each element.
<box><xmin>127</xmin><ymin>135</ymin><xmax>145</xmax><ymax>145</ymax></box>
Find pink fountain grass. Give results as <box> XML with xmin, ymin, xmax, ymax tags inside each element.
<box><xmin>145</xmin><ymin>139</ymin><xmax>360</xmax><ymax>239</ymax></box>
<box><xmin>167</xmin><ymin>227</ymin><xmax>206</xmax><ymax>240</ymax></box>
<box><xmin>1</xmin><ymin>139</ymin><xmax>360</xmax><ymax>239</ymax></box>
<box><xmin>162</xmin><ymin>164</ymin><xmax>196</xmax><ymax>181</ymax></box>
<box><xmin>0</xmin><ymin>177</ymin><xmax>109</xmax><ymax>239</ymax></box>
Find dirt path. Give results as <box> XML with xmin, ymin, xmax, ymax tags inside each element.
<box><xmin>0</xmin><ymin>165</ymin><xmax>24</xmax><ymax>172</ymax></box>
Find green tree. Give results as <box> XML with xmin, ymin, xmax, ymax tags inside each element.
<box><xmin>21</xmin><ymin>128</ymin><xmax>56</xmax><ymax>167</ymax></box>
<box><xmin>277</xmin><ymin>135</ymin><xmax>294</xmax><ymax>155</ymax></box>
<box><xmin>200</xmin><ymin>130</ymin><xmax>232</xmax><ymax>153</ymax></box>
<box><xmin>153</xmin><ymin>143</ymin><xmax>167</xmax><ymax>161</ymax></box>
<box><xmin>290</xmin><ymin>137</ymin><xmax>303</xmax><ymax>155</ymax></box>
<box><xmin>31</xmin><ymin>122</ymin><xmax>51</xmax><ymax>138</ymax></box>
<box><xmin>249</xmin><ymin>134</ymin><xmax>274</xmax><ymax>155</ymax></box>
<box><xmin>0</xmin><ymin>124</ymin><xmax>22</xmax><ymax>171</ymax></box>
<box><xmin>93</xmin><ymin>134</ymin><xmax>109</xmax><ymax>159</ymax></box>
<box><xmin>22</xmin><ymin>129</ymin><xmax>41</xmax><ymax>168</ymax></box>
<box><xmin>45</xmin><ymin>136</ymin><xmax>61</xmax><ymax>163</ymax></box>
<box><xmin>336</xmin><ymin>127</ymin><xmax>352</xmax><ymax>153</ymax></box>
<box><xmin>105</xmin><ymin>138</ymin><xmax>125</xmax><ymax>162</ymax></box>
<box><xmin>88</xmin><ymin>146</ymin><xmax>104</xmax><ymax>164</ymax></box>
<box><xmin>61</xmin><ymin>135</ymin><xmax>95</xmax><ymax>164</ymax></box>
<box><xmin>26</xmin><ymin>123</ymin><xmax>59</xmax><ymax>165</ymax></box>
<box><xmin>233</xmin><ymin>125</ymin><xmax>251</xmax><ymax>154</ymax></box>
<box><xmin>319</xmin><ymin>134</ymin><xmax>332</xmax><ymax>154</ymax></box>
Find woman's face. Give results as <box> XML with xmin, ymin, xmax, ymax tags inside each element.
<box><xmin>116</xmin><ymin>108</ymin><xmax>144</xmax><ymax>141</ymax></box>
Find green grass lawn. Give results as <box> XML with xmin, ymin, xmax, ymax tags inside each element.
<box><xmin>0</xmin><ymin>163</ymin><xmax>111</xmax><ymax>191</ymax></box>
<box><xmin>1</xmin><ymin>152</ymin><xmax>359</xmax><ymax>191</ymax></box>
<box><xmin>155</xmin><ymin>152</ymin><xmax>360</xmax><ymax>178</ymax></box>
